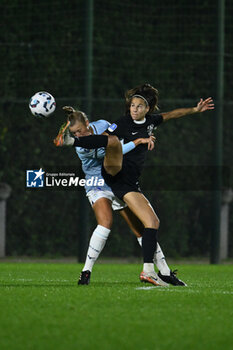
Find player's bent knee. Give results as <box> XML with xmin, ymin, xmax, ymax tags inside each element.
<box><xmin>107</xmin><ymin>135</ymin><xmax>121</xmax><ymax>148</ymax></box>
<box><xmin>144</xmin><ymin>217</ymin><xmax>160</xmax><ymax>229</ymax></box>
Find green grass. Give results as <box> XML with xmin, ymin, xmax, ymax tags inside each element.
<box><xmin>0</xmin><ymin>263</ymin><xmax>232</xmax><ymax>350</ymax></box>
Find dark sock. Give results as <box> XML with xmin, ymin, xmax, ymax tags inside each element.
<box><xmin>73</xmin><ymin>135</ymin><xmax>108</xmax><ymax>149</ymax></box>
<box><xmin>142</xmin><ymin>228</ymin><xmax>158</xmax><ymax>263</ymax></box>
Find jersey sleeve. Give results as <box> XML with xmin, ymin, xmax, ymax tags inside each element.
<box><xmin>151</xmin><ymin>113</ymin><xmax>164</xmax><ymax>126</ymax></box>
<box><xmin>121</xmin><ymin>140</ymin><xmax>136</xmax><ymax>154</ymax></box>
<box><xmin>91</xmin><ymin>119</ymin><xmax>111</xmax><ymax>134</ymax></box>
<box><xmin>99</xmin><ymin>119</ymin><xmax>111</xmax><ymax>130</ymax></box>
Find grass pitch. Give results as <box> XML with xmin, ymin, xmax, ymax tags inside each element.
<box><xmin>0</xmin><ymin>262</ymin><xmax>232</xmax><ymax>350</ymax></box>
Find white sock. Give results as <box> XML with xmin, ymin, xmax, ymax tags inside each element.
<box><xmin>82</xmin><ymin>225</ymin><xmax>110</xmax><ymax>272</ymax></box>
<box><xmin>137</xmin><ymin>237</ymin><xmax>142</xmax><ymax>246</ymax></box>
<box><xmin>138</xmin><ymin>237</ymin><xmax>153</xmax><ymax>273</ymax></box>
<box><xmin>143</xmin><ymin>263</ymin><xmax>155</xmax><ymax>274</ymax></box>
<box><xmin>154</xmin><ymin>243</ymin><xmax>170</xmax><ymax>276</ymax></box>
<box><xmin>137</xmin><ymin>238</ymin><xmax>169</xmax><ymax>275</ymax></box>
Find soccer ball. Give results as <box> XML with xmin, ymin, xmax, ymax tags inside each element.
<box><xmin>29</xmin><ymin>91</ymin><xmax>56</xmax><ymax>117</ymax></box>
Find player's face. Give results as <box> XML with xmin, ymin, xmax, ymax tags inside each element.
<box><xmin>69</xmin><ymin>121</ymin><xmax>91</xmax><ymax>137</ymax></box>
<box><xmin>130</xmin><ymin>97</ymin><xmax>149</xmax><ymax>121</ymax></box>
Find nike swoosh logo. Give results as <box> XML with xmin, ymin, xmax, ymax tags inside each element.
<box><xmin>132</xmin><ymin>132</ymin><xmax>138</xmax><ymax>135</ymax></box>
<box><xmin>88</xmin><ymin>255</ymin><xmax>95</xmax><ymax>260</ymax></box>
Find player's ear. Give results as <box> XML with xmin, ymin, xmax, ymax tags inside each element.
<box><xmin>86</xmin><ymin>120</ymin><xmax>90</xmax><ymax>128</ymax></box>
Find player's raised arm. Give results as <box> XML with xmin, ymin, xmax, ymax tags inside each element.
<box><xmin>161</xmin><ymin>97</ymin><xmax>214</xmax><ymax>122</ymax></box>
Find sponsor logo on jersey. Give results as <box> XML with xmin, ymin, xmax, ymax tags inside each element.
<box><xmin>108</xmin><ymin>123</ymin><xmax>117</xmax><ymax>132</ymax></box>
<box><xmin>147</xmin><ymin>124</ymin><xmax>155</xmax><ymax>135</ymax></box>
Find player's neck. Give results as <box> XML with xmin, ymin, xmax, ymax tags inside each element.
<box><xmin>133</xmin><ymin>118</ymin><xmax>146</xmax><ymax>124</ymax></box>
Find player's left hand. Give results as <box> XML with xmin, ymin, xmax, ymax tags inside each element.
<box><xmin>147</xmin><ymin>135</ymin><xmax>156</xmax><ymax>151</ymax></box>
<box><xmin>196</xmin><ymin>97</ymin><xmax>215</xmax><ymax>113</ymax></box>
<box><xmin>139</xmin><ymin>135</ymin><xmax>155</xmax><ymax>150</ymax></box>
<box><xmin>133</xmin><ymin>136</ymin><xmax>155</xmax><ymax>150</ymax></box>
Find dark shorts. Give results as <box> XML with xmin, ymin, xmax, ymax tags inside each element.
<box><xmin>101</xmin><ymin>165</ymin><xmax>141</xmax><ymax>201</ymax></box>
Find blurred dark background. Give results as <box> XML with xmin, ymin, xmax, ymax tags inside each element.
<box><xmin>0</xmin><ymin>0</ymin><xmax>232</xmax><ymax>259</ymax></box>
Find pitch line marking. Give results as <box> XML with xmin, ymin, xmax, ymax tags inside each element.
<box><xmin>135</xmin><ymin>287</ymin><xmax>233</xmax><ymax>294</ymax></box>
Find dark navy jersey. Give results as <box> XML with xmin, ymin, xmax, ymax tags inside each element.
<box><xmin>106</xmin><ymin>113</ymin><xmax>163</xmax><ymax>178</ymax></box>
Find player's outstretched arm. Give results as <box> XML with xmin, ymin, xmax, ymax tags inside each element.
<box><xmin>162</xmin><ymin>97</ymin><xmax>214</xmax><ymax>122</ymax></box>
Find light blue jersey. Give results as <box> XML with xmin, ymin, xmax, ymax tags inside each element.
<box><xmin>75</xmin><ymin>119</ymin><xmax>112</xmax><ymax>193</ymax></box>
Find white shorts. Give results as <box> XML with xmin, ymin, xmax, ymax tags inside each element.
<box><xmin>86</xmin><ymin>189</ymin><xmax>127</xmax><ymax>211</ymax></box>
